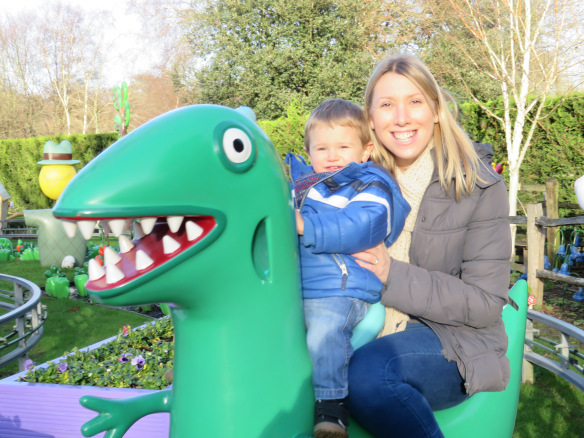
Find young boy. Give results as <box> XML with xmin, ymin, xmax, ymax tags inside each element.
<box><xmin>285</xmin><ymin>99</ymin><xmax>410</xmax><ymax>438</ymax></box>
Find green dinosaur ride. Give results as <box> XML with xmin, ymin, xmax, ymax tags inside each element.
<box><xmin>53</xmin><ymin>105</ymin><xmax>320</xmax><ymax>438</ymax></box>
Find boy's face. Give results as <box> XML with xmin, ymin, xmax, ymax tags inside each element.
<box><xmin>306</xmin><ymin>123</ymin><xmax>373</xmax><ymax>174</ymax></box>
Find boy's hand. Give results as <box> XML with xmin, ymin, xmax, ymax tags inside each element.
<box><xmin>295</xmin><ymin>209</ymin><xmax>304</xmax><ymax>235</ymax></box>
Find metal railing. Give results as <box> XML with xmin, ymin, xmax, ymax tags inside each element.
<box><xmin>524</xmin><ymin>309</ymin><xmax>584</xmax><ymax>391</ymax></box>
<box><xmin>0</xmin><ymin>218</ymin><xmax>37</xmax><ymax>239</ymax></box>
<box><xmin>0</xmin><ymin>274</ymin><xmax>46</xmax><ymax>371</ymax></box>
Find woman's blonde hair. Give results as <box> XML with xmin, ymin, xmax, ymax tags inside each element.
<box><xmin>364</xmin><ymin>53</ymin><xmax>481</xmax><ymax>200</ymax></box>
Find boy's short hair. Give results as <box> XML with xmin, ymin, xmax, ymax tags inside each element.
<box><xmin>304</xmin><ymin>98</ymin><xmax>371</xmax><ymax>151</ymax></box>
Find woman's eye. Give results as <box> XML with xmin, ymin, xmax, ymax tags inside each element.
<box><xmin>222</xmin><ymin>128</ymin><xmax>252</xmax><ymax>163</ymax></box>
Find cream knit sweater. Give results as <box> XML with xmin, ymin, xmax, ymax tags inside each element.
<box><xmin>378</xmin><ymin>145</ymin><xmax>435</xmax><ymax>337</ymax></box>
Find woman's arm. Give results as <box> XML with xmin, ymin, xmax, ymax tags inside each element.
<box><xmin>388</xmin><ymin>181</ymin><xmax>511</xmax><ymax>328</ymax></box>
<box><xmin>357</xmin><ymin>180</ymin><xmax>511</xmax><ymax>328</ymax></box>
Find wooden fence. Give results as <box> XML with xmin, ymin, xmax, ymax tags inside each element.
<box><xmin>509</xmin><ymin>180</ymin><xmax>584</xmax><ymax>388</ymax></box>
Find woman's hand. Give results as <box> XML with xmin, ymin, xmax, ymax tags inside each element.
<box><xmin>353</xmin><ymin>242</ymin><xmax>391</xmax><ymax>284</ymax></box>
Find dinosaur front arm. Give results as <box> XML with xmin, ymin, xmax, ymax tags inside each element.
<box><xmin>80</xmin><ymin>389</ymin><xmax>172</xmax><ymax>438</ymax></box>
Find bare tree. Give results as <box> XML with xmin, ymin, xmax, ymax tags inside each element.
<box><xmin>0</xmin><ymin>11</ymin><xmax>46</xmax><ymax>138</ymax></box>
<box><xmin>73</xmin><ymin>11</ymin><xmax>113</xmax><ymax>134</ymax></box>
<box><xmin>35</xmin><ymin>3</ymin><xmax>86</xmax><ymax>135</ymax></box>
<box><xmin>425</xmin><ymin>0</ymin><xmax>584</xmax><ymax>224</ymax></box>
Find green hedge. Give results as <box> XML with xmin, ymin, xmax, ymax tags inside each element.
<box><xmin>3</xmin><ymin>94</ymin><xmax>583</xmax><ymax>214</ymax></box>
<box><xmin>0</xmin><ymin>133</ymin><xmax>118</xmax><ymax>210</ymax></box>
<box><xmin>461</xmin><ymin>93</ymin><xmax>584</xmax><ymax>214</ymax></box>
<box><xmin>258</xmin><ymin>100</ymin><xmax>308</xmax><ymax>160</ymax></box>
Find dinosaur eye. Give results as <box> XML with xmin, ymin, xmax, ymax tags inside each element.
<box><xmin>223</xmin><ymin>128</ymin><xmax>252</xmax><ymax>163</ymax></box>
<box><xmin>217</xmin><ymin>126</ymin><xmax>256</xmax><ymax>173</ymax></box>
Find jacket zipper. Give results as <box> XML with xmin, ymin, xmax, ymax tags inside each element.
<box><xmin>331</xmin><ymin>254</ymin><xmax>348</xmax><ymax>290</ymax></box>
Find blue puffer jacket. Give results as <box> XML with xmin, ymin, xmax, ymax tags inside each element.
<box><xmin>286</xmin><ymin>153</ymin><xmax>410</xmax><ymax>303</ymax></box>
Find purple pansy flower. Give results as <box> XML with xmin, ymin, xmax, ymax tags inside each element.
<box><xmin>24</xmin><ymin>359</ymin><xmax>36</xmax><ymax>370</ymax></box>
<box><xmin>57</xmin><ymin>362</ymin><xmax>68</xmax><ymax>373</ymax></box>
<box><xmin>119</xmin><ymin>353</ymin><xmax>133</xmax><ymax>363</ymax></box>
<box><xmin>131</xmin><ymin>355</ymin><xmax>145</xmax><ymax>370</ymax></box>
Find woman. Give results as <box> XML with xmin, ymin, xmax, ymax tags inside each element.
<box><xmin>348</xmin><ymin>53</ymin><xmax>511</xmax><ymax>437</ymax></box>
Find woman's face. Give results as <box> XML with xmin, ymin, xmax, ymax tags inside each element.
<box><xmin>369</xmin><ymin>72</ymin><xmax>437</xmax><ymax>170</ymax></box>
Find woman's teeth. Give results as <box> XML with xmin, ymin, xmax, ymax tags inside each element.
<box><xmin>394</xmin><ymin>131</ymin><xmax>415</xmax><ymax>141</ymax></box>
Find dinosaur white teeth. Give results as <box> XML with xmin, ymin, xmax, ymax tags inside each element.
<box><xmin>106</xmin><ymin>264</ymin><xmax>125</xmax><ymax>284</ymax></box>
<box><xmin>167</xmin><ymin>216</ymin><xmax>184</xmax><ymax>233</ymax></box>
<box><xmin>136</xmin><ymin>250</ymin><xmax>154</xmax><ymax>270</ymax></box>
<box><xmin>186</xmin><ymin>221</ymin><xmax>204</xmax><ymax>241</ymax></box>
<box><xmin>163</xmin><ymin>235</ymin><xmax>181</xmax><ymax>254</ymax></box>
<box><xmin>108</xmin><ymin>219</ymin><xmax>128</xmax><ymax>237</ymax></box>
<box><xmin>104</xmin><ymin>246</ymin><xmax>122</xmax><ymax>266</ymax></box>
<box><xmin>62</xmin><ymin>221</ymin><xmax>78</xmax><ymax>238</ymax></box>
<box><xmin>133</xmin><ymin>222</ymin><xmax>146</xmax><ymax>240</ymax></box>
<box><xmin>118</xmin><ymin>235</ymin><xmax>134</xmax><ymax>254</ymax></box>
<box><xmin>78</xmin><ymin>221</ymin><xmax>97</xmax><ymax>240</ymax></box>
<box><xmin>140</xmin><ymin>218</ymin><xmax>157</xmax><ymax>235</ymax></box>
<box><xmin>88</xmin><ymin>259</ymin><xmax>105</xmax><ymax>281</ymax></box>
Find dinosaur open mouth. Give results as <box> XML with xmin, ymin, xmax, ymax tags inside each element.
<box><xmin>57</xmin><ymin>215</ymin><xmax>216</xmax><ymax>291</ymax></box>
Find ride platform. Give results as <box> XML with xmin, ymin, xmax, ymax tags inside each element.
<box><xmin>0</xmin><ymin>381</ymin><xmax>169</xmax><ymax>437</ymax></box>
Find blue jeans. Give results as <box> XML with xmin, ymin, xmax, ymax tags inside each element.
<box><xmin>347</xmin><ymin>322</ymin><xmax>469</xmax><ymax>438</ymax></box>
<box><xmin>304</xmin><ymin>296</ymin><xmax>370</xmax><ymax>400</ymax></box>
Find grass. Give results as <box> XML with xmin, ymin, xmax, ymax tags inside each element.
<box><xmin>0</xmin><ymin>259</ymin><xmax>152</xmax><ymax>380</ymax></box>
<box><xmin>514</xmin><ymin>366</ymin><xmax>584</xmax><ymax>437</ymax></box>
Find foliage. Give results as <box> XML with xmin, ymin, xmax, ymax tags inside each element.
<box><xmin>422</xmin><ymin>38</ymin><xmax>501</xmax><ymax>104</ymax></box>
<box><xmin>19</xmin><ymin>317</ymin><xmax>173</xmax><ymax>389</ymax></box>
<box><xmin>0</xmin><ymin>133</ymin><xmax>118</xmax><ymax>210</ymax></box>
<box><xmin>461</xmin><ymin>94</ymin><xmax>584</xmax><ymax>215</ymax></box>
<box><xmin>257</xmin><ymin>101</ymin><xmax>308</xmax><ymax>159</ymax></box>
<box><xmin>185</xmin><ymin>0</ymin><xmax>390</xmax><ymax>120</ymax></box>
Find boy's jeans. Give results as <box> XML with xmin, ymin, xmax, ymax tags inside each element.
<box><xmin>303</xmin><ymin>296</ymin><xmax>370</xmax><ymax>400</ymax></box>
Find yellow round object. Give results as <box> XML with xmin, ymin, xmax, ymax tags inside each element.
<box><xmin>39</xmin><ymin>165</ymin><xmax>77</xmax><ymax>200</ymax></box>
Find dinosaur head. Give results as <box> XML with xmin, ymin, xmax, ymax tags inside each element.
<box><xmin>53</xmin><ymin>105</ymin><xmax>293</xmax><ymax>307</ymax></box>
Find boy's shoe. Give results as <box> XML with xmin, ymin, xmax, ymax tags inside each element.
<box><xmin>314</xmin><ymin>399</ymin><xmax>349</xmax><ymax>438</ymax></box>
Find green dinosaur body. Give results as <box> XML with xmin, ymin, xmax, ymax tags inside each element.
<box><xmin>53</xmin><ymin>105</ymin><xmax>322</xmax><ymax>437</ymax></box>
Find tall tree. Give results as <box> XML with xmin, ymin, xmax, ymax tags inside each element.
<box><xmin>185</xmin><ymin>0</ymin><xmax>392</xmax><ymax>119</ymax></box>
<box><xmin>424</xmin><ymin>0</ymin><xmax>584</xmax><ymax>225</ymax></box>
<box><xmin>0</xmin><ymin>11</ymin><xmax>46</xmax><ymax>138</ymax></box>
<box><xmin>36</xmin><ymin>3</ymin><xmax>84</xmax><ymax>135</ymax></box>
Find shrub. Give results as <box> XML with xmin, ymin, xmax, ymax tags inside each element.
<box><xmin>258</xmin><ymin>100</ymin><xmax>308</xmax><ymax>159</ymax></box>
<box><xmin>461</xmin><ymin>94</ymin><xmax>584</xmax><ymax>215</ymax></box>
<box><xmin>0</xmin><ymin>133</ymin><xmax>118</xmax><ymax>210</ymax></box>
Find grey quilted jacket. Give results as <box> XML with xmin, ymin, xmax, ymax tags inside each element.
<box><xmin>382</xmin><ymin>143</ymin><xmax>512</xmax><ymax>396</ymax></box>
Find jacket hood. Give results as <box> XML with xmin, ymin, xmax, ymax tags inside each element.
<box><xmin>285</xmin><ymin>152</ymin><xmax>393</xmax><ymax>185</ymax></box>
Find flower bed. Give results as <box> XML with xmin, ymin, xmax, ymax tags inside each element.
<box><xmin>18</xmin><ymin>317</ymin><xmax>174</xmax><ymax>390</ymax></box>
